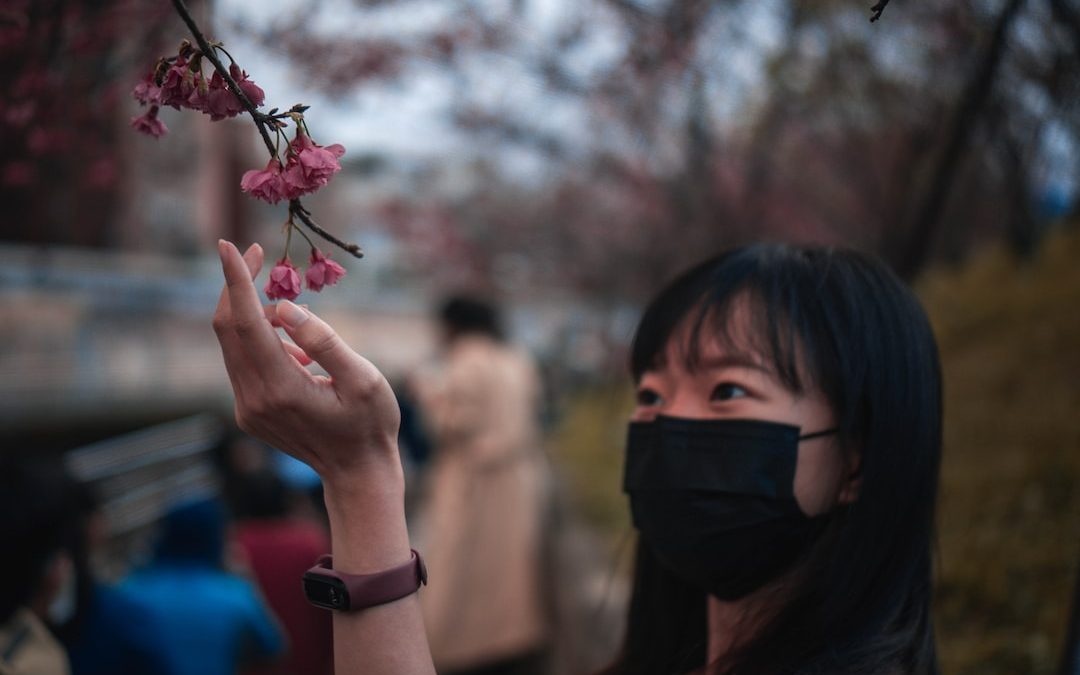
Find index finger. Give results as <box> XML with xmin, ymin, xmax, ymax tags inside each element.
<box><xmin>214</xmin><ymin>243</ymin><xmax>265</xmax><ymax>398</ymax></box>
<box><xmin>218</xmin><ymin>240</ymin><xmax>287</xmax><ymax>364</ymax></box>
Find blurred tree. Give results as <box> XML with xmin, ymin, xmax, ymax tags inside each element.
<box><xmin>238</xmin><ymin>0</ymin><xmax>1079</xmax><ymax>294</ymax></box>
<box><xmin>0</xmin><ymin>0</ymin><xmax>176</xmax><ymax>246</ymax></box>
<box><xmin>3</xmin><ymin>0</ymin><xmax>1078</xmax><ymax>293</ymax></box>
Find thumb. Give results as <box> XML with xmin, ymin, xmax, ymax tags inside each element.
<box><xmin>276</xmin><ymin>300</ymin><xmax>361</xmax><ymax>381</ymax></box>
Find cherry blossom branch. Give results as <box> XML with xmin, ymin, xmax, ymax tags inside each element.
<box><xmin>169</xmin><ymin>0</ymin><xmax>364</xmax><ymax>259</ymax></box>
<box><xmin>291</xmin><ymin>202</ymin><xmax>363</xmax><ymax>257</ymax></box>
<box><xmin>170</xmin><ymin>0</ymin><xmax>275</xmax><ymax>157</ymax></box>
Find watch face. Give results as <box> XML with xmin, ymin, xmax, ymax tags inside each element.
<box><xmin>303</xmin><ymin>572</ymin><xmax>350</xmax><ymax>610</ymax></box>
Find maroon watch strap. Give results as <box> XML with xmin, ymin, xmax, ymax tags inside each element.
<box><xmin>303</xmin><ymin>550</ymin><xmax>427</xmax><ymax>611</ymax></box>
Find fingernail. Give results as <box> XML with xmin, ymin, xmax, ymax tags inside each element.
<box><xmin>218</xmin><ymin>239</ymin><xmax>228</xmax><ymax>262</ymax></box>
<box><xmin>277</xmin><ymin>300</ymin><xmax>309</xmax><ymax>328</ymax></box>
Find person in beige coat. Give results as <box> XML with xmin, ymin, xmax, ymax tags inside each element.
<box><xmin>413</xmin><ymin>296</ymin><xmax>551</xmax><ymax>675</ymax></box>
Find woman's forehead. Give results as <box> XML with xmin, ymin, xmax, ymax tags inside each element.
<box><xmin>644</xmin><ymin>299</ymin><xmax>807</xmax><ymax>390</ymax></box>
<box><xmin>653</xmin><ymin>323</ymin><xmax>773</xmax><ymax>375</ymax></box>
<box><xmin>680</xmin><ymin>298</ymin><xmax>769</xmax><ymax>359</ymax></box>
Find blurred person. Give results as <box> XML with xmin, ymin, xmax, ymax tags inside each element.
<box><xmin>411</xmin><ymin>295</ymin><xmax>552</xmax><ymax>675</ymax></box>
<box><xmin>0</xmin><ymin>456</ymin><xmax>79</xmax><ymax>675</ymax></box>
<box><xmin>392</xmin><ymin>380</ymin><xmax>434</xmax><ymax>514</ymax></box>
<box><xmin>395</xmin><ymin>386</ymin><xmax>433</xmax><ymax>472</ymax></box>
<box><xmin>210</xmin><ymin>240</ymin><xmax>942</xmax><ymax>675</ymax></box>
<box><xmin>233</xmin><ymin>468</ymin><xmax>332</xmax><ymax>675</ymax></box>
<box><xmin>121</xmin><ymin>498</ymin><xmax>284</xmax><ymax>675</ymax></box>
<box><xmin>58</xmin><ymin>487</ymin><xmax>175</xmax><ymax>675</ymax></box>
<box><xmin>271</xmin><ymin>446</ymin><xmax>328</xmax><ymax>524</ymax></box>
<box><xmin>214</xmin><ymin>430</ymin><xmax>273</xmax><ymax>518</ymax></box>
<box><xmin>217</xmin><ymin>431</ymin><xmax>327</xmax><ymax>529</ymax></box>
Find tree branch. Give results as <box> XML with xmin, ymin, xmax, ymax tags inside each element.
<box><xmin>169</xmin><ymin>0</ymin><xmax>364</xmax><ymax>259</ymax></box>
<box><xmin>290</xmin><ymin>202</ymin><xmax>364</xmax><ymax>258</ymax></box>
<box><xmin>896</xmin><ymin>0</ymin><xmax>1026</xmax><ymax>279</ymax></box>
<box><xmin>869</xmin><ymin>1</ymin><xmax>891</xmax><ymax>23</ymax></box>
<box><xmin>170</xmin><ymin>0</ymin><xmax>275</xmax><ymax>157</ymax></box>
<box><xmin>1049</xmin><ymin>0</ymin><xmax>1080</xmax><ymax>56</ymax></box>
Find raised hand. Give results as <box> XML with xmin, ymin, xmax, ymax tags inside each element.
<box><xmin>212</xmin><ymin>240</ymin><xmax>402</xmax><ymax>486</ymax></box>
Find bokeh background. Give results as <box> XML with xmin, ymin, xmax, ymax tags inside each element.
<box><xmin>2</xmin><ymin>0</ymin><xmax>1079</xmax><ymax>672</ymax></box>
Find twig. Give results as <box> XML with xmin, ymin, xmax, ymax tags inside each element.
<box><xmin>291</xmin><ymin>202</ymin><xmax>364</xmax><ymax>258</ymax></box>
<box><xmin>895</xmin><ymin>0</ymin><xmax>1025</xmax><ymax>278</ymax></box>
<box><xmin>869</xmin><ymin>1</ymin><xmax>891</xmax><ymax>22</ymax></box>
<box><xmin>170</xmin><ymin>0</ymin><xmax>275</xmax><ymax>156</ymax></box>
<box><xmin>1049</xmin><ymin>0</ymin><xmax>1080</xmax><ymax>56</ymax></box>
<box><xmin>169</xmin><ymin>0</ymin><xmax>364</xmax><ymax>259</ymax></box>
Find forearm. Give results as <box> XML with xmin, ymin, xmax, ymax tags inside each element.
<box><xmin>323</xmin><ymin>468</ymin><xmax>435</xmax><ymax>675</ymax></box>
<box><xmin>212</xmin><ymin>241</ymin><xmax>434</xmax><ymax>673</ymax></box>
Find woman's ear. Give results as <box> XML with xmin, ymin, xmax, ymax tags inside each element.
<box><xmin>837</xmin><ymin>452</ymin><xmax>862</xmax><ymax>505</ymax></box>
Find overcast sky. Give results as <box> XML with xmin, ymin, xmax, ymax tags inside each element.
<box><xmin>215</xmin><ymin>0</ymin><xmax>465</xmax><ymax>160</ymax></box>
<box><xmin>213</xmin><ymin>0</ymin><xmax>788</xmax><ymax>169</ymax></box>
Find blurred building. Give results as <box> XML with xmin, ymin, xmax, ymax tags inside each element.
<box><xmin>0</xmin><ymin>0</ymin><xmax>628</xmax><ymax>457</ymax></box>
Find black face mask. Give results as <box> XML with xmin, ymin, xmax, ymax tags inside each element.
<box><xmin>624</xmin><ymin>415</ymin><xmax>838</xmax><ymax>601</ymax></box>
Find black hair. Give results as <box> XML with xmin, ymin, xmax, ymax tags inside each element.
<box><xmin>153</xmin><ymin>498</ymin><xmax>227</xmax><ymax>566</ymax></box>
<box><xmin>438</xmin><ymin>294</ymin><xmax>504</xmax><ymax>341</ymax></box>
<box><xmin>55</xmin><ymin>480</ymin><xmax>101</xmax><ymax>644</ymax></box>
<box><xmin>607</xmin><ymin>243</ymin><xmax>942</xmax><ymax>674</ymax></box>
<box><xmin>234</xmin><ymin>468</ymin><xmax>290</xmax><ymax>520</ymax></box>
<box><xmin>0</xmin><ymin>455</ymin><xmax>82</xmax><ymax>624</ymax></box>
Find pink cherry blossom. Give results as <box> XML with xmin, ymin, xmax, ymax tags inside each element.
<box><xmin>2</xmin><ymin>161</ymin><xmax>35</xmax><ymax>187</ymax></box>
<box><xmin>280</xmin><ymin>131</ymin><xmax>345</xmax><ymax>198</ymax></box>
<box><xmin>130</xmin><ymin>106</ymin><xmax>168</xmax><ymax>138</ymax></box>
<box><xmin>204</xmin><ymin>71</ymin><xmax>246</xmax><ymax>121</ymax></box>
<box><xmin>264</xmin><ymin>258</ymin><xmax>303</xmax><ymax>301</ymax></box>
<box><xmin>229</xmin><ymin>63</ymin><xmax>265</xmax><ymax>108</ymax></box>
<box><xmin>185</xmin><ymin>71</ymin><xmax>210</xmax><ymax>113</ymax></box>
<box><xmin>4</xmin><ymin>101</ymin><xmax>35</xmax><ymax>127</ymax></box>
<box><xmin>131</xmin><ymin>72</ymin><xmax>161</xmax><ymax>106</ymax></box>
<box><xmin>240</xmin><ymin>159</ymin><xmax>288</xmax><ymax>204</ymax></box>
<box><xmin>158</xmin><ymin>58</ymin><xmax>195</xmax><ymax>109</ymax></box>
<box><xmin>27</xmin><ymin>127</ymin><xmax>72</xmax><ymax>154</ymax></box>
<box><xmin>305</xmin><ymin>249</ymin><xmax>347</xmax><ymax>291</ymax></box>
<box><xmin>85</xmin><ymin>157</ymin><xmax>118</xmax><ymax>190</ymax></box>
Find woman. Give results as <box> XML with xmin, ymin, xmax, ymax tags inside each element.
<box><xmin>211</xmin><ymin>241</ymin><xmax>940</xmax><ymax>674</ymax></box>
<box><xmin>606</xmin><ymin>245</ymin><xmax>941</xmax><ymax>673</ymax></box>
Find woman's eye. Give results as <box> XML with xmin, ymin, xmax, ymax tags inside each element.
<box><xmin>711</xmin><ymin>383</ymin><xmax>749</xmax><ymax>401</ymax></box>
<box><xmin>636</xmin><ymin>388</ymin><xmax>663</xmax><ymax>406</ymax></box>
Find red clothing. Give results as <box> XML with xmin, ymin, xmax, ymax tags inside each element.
<box><xmin>235</xmin><ymin>519</ymin><xmax>332</xmax><ymax>675</ymax></box>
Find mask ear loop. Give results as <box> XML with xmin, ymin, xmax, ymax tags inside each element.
<box><xmin>798</xmin><ymin>428</ymin><xmax>839</xmax><ymax>442</ymax></box>
<box><xmin>805</xmin><ymin>428</ymin><xmax>863</xmax><ymax>504</ymax></box>
<box><xmin>799</xmin><ymin>427</ymin><xmax>860</xmax><ymax>482</ymax></box>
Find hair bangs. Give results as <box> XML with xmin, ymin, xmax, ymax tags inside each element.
<box><xmin>631</xmin><ymin>246</ymin><xmax>830</xmax><ymax>398</ymax></box>
<box><xmin>684</xmin><ymin>286</ymin><xmax>810</xmax><ymax>395</ymax></box>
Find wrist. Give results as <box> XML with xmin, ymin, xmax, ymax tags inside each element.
<box><xmin>322</xmin><ymin>463</ymin><xmax>404</xmax><ymax>502</ymax></box>
<box><xmin>318</xmin><ymin>440</ymin><xmax>405</xmax><ymax>510</ymax></box>
<box><xmin>322</xmin><ymin>472</ymin><xmax>411</xmax><ymax>573</ymax></box>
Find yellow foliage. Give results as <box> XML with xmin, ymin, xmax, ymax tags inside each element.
<box><xmin>549</xmin><ymin>384</ymin><xmax>634</xmax><ymax>546</ymax></box>
<box><xmin>920</xmin><ymin>227</ymin><xmax>1080</xmax><ymax>675</ymax></box>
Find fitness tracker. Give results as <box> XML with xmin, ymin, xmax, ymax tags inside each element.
<box><xmin>302</xmin><ymin>549</ymin><xmax>427</xmax><ymax>611</ymax></box>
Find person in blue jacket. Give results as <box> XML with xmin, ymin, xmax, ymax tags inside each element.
<box><xmin>121</xmin><ymin>498</ymin><xmax>284</xmax><ymax>675</ymax></box>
